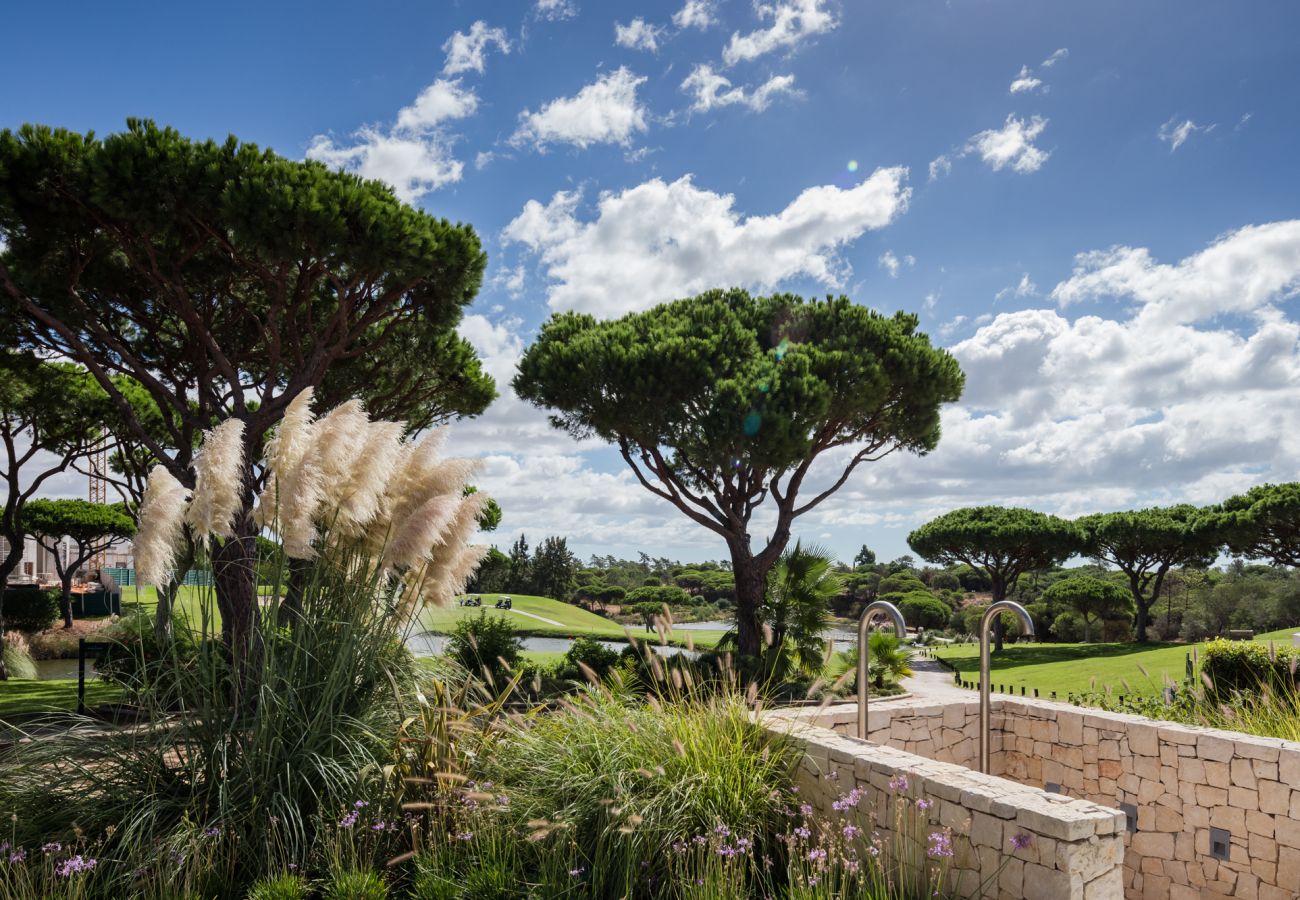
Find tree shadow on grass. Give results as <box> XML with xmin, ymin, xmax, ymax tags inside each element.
<box><xmin>939</xmin><ymin>641</ymin><xmax>1182</xmax><ymax>674</ymax></box>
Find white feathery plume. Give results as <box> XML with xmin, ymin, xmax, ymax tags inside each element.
<box><xmin>335</xmin><ymin>420</ymin><xmax>405</xmax><ymax>533</ymax></box>
<box><xmin>134</xmin><ymin>466</ymin><xmax>191</xmax><ymax>585</ymax></box>
<box><xmin>420</xmin><ymin>458</ymin><xmax>483</xmax><ymax>499</ymax></box>
<box><xmin>313</xmin><ymin>400</ymin><xmax>370</xmax><ymax>515</ymax></box>
<box><xmin>382</xmin><ymin>494</ymin><xmax>462</xmax><ymax>570</ymax></box>
<box><xmin>431</xmin><ymin>543</ymin><xmax>491</xmax><ymax>608</ymax></box>
<box><xmin>255</xmin><ymin>388</ymin><xmax>317</xmax><ymax>528</ymax></box>
<box><xmin>437</xmin><ymin>491</ymin><xmax>488</xmax><ymax>557</ymax></box>
<box><xmin>185</xmin><ymin>419</ymin><xmax>246</xmax><ymax>540</ymax></box>
<box><xmin>382</xmin><ymin>428</ymin><xmax>449</xmax><ymax>523</ymax></box>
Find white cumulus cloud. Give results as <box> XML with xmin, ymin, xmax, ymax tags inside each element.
<box><xmin>615</xmin><ymin>18</ymin><xmax>663</xmax><ymax>51</ymax></box>
<box><xmin>878</xmin><ymin>250</ymin><xmax>915</xmax><ymax>278</ymax></box>
<box><xmin>722</xmin><ymin>0</ymin><xmax>837</xmax><ymax>66</ymax></box>
<box><xmin>681</xmin><ymin>64</ymin><xmax>799</xmax><ymax>113</ymax></box>
<box><xmin>535</xmin><ymin>0</ymin><xmax>577</xmax><ymax>21</ymax></box>
<box><xmin>673</xmin><ymin>0</ymin><xmax>718</xmax><ymax>29</ymax></box>
<box><xmin>442</xmin><ymin>21</ymin><xmax>510</xmax><ymax>76</ymax></box>
<box><xmin>512</xmin><ymin>67</ymin><xmax>649</xmax><ymax>150</ymax></box>
<box><xmin>306</xmin><ymin>79</ymin><xmax>478</xmax><ymax>204</ymax></box>
<box><xmin>1009</xmin><ymin>65</ymin><xmax>1044</xmax><ymax>94</ymax></box>
<box><xmin>1050</xmin><ymin>220</ymin><xmax>1300</xmax><ymax>326</ymax></box>
<box><xmin>503</xmin><ymin>166</ymin><xmax>911</xmax><ymax>315</ymax></box>
<box><xmin>965</xmin><ymin>114</ymin><xmax>1050</xmax><ymax>173</ymax></box>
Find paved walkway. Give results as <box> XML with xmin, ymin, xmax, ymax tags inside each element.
<box><xmin>503</xmin><ymin>608</ymin><xmax>565</xmax><ymax>627</ymax></box>
<box><xmin>902</xmin><ymin>657</ymin><xmax>973</xmax><ymax>701</ymax></box>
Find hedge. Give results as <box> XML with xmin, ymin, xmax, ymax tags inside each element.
<box><xmin>1200</xmin><ymin>638</ymin><xmax>1300</xmax><ymax>696</ymax></box>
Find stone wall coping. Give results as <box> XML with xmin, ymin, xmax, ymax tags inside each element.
<box><xmin>768</xmin><ymin>716</ymin><xmax>1122</xmax><ymax>842</ymax></box>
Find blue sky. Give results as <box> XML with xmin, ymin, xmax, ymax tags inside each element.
<box><xmin>5</xmin><ymin>0</ymin><xmax>1300</xmax><ymax>566</ymax></box>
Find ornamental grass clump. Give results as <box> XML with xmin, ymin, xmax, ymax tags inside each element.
<box><xmin>0</xmin><ymin>395</ymin><xmax>493</xmax><ymax>898</ymax></box>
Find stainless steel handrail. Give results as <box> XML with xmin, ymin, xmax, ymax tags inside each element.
<box><xmin>856</xmin><ymin>600</ymin><xmax>907</xmax><ymax>741</ymax></box>
<box><xmin>979</xmin><ymin>600</ymin><xmax>1035</xmax><ymax>773</ymax></box>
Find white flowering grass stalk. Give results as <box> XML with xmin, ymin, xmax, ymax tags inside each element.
<box><xmin>184</xmin><ymin>420</ymin><xmax>246</xmax><ymax>541</ymax></box>
<box><xmin>133</xmin><ymin>466</ymin><xmax>191</xmax><ymax>586</ymax></box>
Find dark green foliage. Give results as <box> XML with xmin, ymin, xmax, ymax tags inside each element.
<box><xmin>909</xmin><ymin>506</ymin><xmax>1082</xmax><ymax>649</ymax></box>
<box><xmin>877</xmin><ymin>571</ymin><xmax>928</xmax><ymax>596</ymax></box>
<box><xmin>625</xmin><ymin>584</ymin><xmax>692</xmax><ymax>608</ymax></box>
<box><xmin>1040</xmin><ymin>576</ymin><xmax>1134</xmax><ymax>642</ymax></box>
<box><xmin>23</xmin><ymin>498</ymin><xmax>135</xmax><ymax>626</ymax></box>
<box><xmin>852</xmin><ymin>544</ymin><xmax>877</xmax><ymax>568</ymax></box>
<box><xmin>96</xmin><ymin>608</ymin><xmax>199</xmax><ymax>689</ymax></box>
<box><xmin>506</xmin><ymin>535</ymin><xmax>531</xmax><ymax>594</ymax></box>
<box><xmin>1078</xmin><ymin>505</ymin><xmax>1222</xmax><ymax>641</ymax></box>
<box><xmin>447</xmin><ymin>610</ymin><xmax>523</xmax><ymax>685</ymax></box>
<box><xmin>756</xmin><ymin>541</ymin><xmax>839</xmax><ymax>679</ymax></box>
<box><xmin>1</xmin><ymin>585</ymin><xmax>59</xmax><ymax>632</ymax></box>
<box><xmin>1200</xmin><ymin>637</ymin><xmax>1300</xmax><ymax>696</ymax></box>
<box><xmin>466</xmin><ymin>547</ymin><xmax>510</xmax><ymax>595</ymax></box>
<box><xmin>0</xmin><ymin>120</ymin><xmax>493</xmax><ymax>654</ymax></box>
<box><xmin>555</xmin><ymin>635</ymin><xmax>622</xmax><ymax>682</ymax></box>
<box><xmin>866</xmin><ymin>632</ymin><xmax>914</xmax><ymax>689</ymax></box>
<box><xmin>530</xmin><ymin>536</ymin><xmax>578</xmax><ymax>601</ymax></box>
<box><xmin>891</xmin><ymin>591</ymin><xmax>951</xmax><ymax>630</ymax></box>
<box><xmin>1216</xmin><ymin>482</ymin><xmax>1300</xmax><ymax>567</ymax></box>
<box><xmin>515</xmin><ymin>289</ymin><xmax>964</xmax><ymax>658</ymax></box>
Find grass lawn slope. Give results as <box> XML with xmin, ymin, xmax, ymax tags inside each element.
<box><xmin>932</xmin><ymin>626</ymin><xmax>1300</xmax><ymax>697</ymax></box>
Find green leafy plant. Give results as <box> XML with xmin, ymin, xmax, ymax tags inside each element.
<box><xmin>446</xmin><ymin>611</ymin><xmax>523</xmax><ymax>688</ymax></box>
<box><xmin>246</xmin><ymin>874</ymin><xmax>311</xmax><ymax>900</ymax></box>
<box><xmin>0</xmin><ymin>586</ymin><xmax>58</xmax><ymax>633</ymax></box>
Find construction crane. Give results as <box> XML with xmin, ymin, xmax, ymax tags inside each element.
<box><xmin>88</xmin><ymin>439</ymin><xmax>109</xmax><ymax>574</ymax></box>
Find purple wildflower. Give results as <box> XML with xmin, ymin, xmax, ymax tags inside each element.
<box><xmin>832</xmin><ymin>788</ymin><xmax>864</xmax><ymax>811</ymax></box>
<box><xmin>714</xmin><ymin>824</ymin><xmax>731</xmax><ymax>837</ymax></box>
<box><xmin>455</xmin><ymin>831</ymin><xmax>474</xmax><ymax>841</ymax></box>
<box><xmin>916</xmin><ymin>798</ymin><xmax>932</xmax><ymax>811</ymax></box>
<box><xmin>9</xmin><ymin>850</ymin><xmax>27</xmax><ymax>864</ymax></box>
<box><xmin>794</xmin><ymin>826</ymin><xmax>811</xmax><ymax>840</ymax></box>
<box><xmin>1009</xmin><ymin>833</ymin><xmax>1033</xmax><ymax>851</ymax></box>
<box><xmin>888</xmin><ymin>775</ymin><xmax>909</xmax><ymax>793</ymax></box>
<box><xmin>353</xmin><ymin>800</ymin><xmax>369</xmax><ymax>809</ymax></box>
<box><xmin>57</xmin><ymin>856</ymin><xmax>98</xmax><ymax>877</ymax></box>
<box><xmin>799</xmin><ymin>803</ymin><xmax>814</xmax><ymax>816</ymax></box>
<box><xmin>569</xmin><ymin>867</ymin><xmax>585</xmax><ymax>877</ymax></box>
<box><xmin>202</xmin><ymin>826</ymin><xmax>220</xmax><ymax>839</ymax></box>
<box><xmin>927</xmin><ymin>831</ymin><xmax>953</xmax><ymax>859</ymax></box>
<box><xmin>806</xmin><ymin>848</ymin><xmax>827</xmax><ymax>862</ymax></box>
<box><xmin>41</xmin><ymin>842</ymin><xmax>62</xmax><ymax>854</ymax></box>
<box><xmin>842</xmin><ymin>824</ymin><xmax>862</xmax><ymax>840</ymax></box>
<box><xmin>339</xmin><ymin>810</ymin><xmax>359</xmax><ymax>829</ymax></box>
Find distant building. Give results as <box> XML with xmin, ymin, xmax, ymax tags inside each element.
<box><xmin>1</xmin><ymin>536</ymin><xmax>134</xmax><ymax>585</ymax></box>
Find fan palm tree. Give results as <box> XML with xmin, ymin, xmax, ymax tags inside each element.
<box><xmin>759</xmin><ymin>541</ymin><xmax>841</xmax><ymax>680</ymax></box>
<box><xmin>867</xmin><ymin>631</ymin><xmax>914</xmax><ymax>689</ymax></box>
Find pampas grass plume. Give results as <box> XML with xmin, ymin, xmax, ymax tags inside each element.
<box><xmin>135</xmin><ymin>465</ymin><xmax>191</xmax><ymax>585</ymax></box>
<box><xmin>185</xmin><ymin>420</ymin><xmax>246</xmax><ymax>540</ymax></box>
<box><xmin>336</xmin><ymin>420</ymin><xmax>405</xmax><ymax>533</ymax></box>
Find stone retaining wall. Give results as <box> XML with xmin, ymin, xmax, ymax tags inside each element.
<box><xmin>768</xmin><ymin>713</ymin><xmax>1126</xmax><ymax>899</ymax></box>
<box><xmin>775</xmin><ymin>697</ymin><xmax>1300</xmax><ymax>900</ymax></box>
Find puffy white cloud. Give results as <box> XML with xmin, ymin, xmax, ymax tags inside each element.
<box><xmin>535</xmin><ymin>0</ymin><xmax>577</xmax><ymax>21</ymax></box>
<box><xmin>680</xmin><ymin>64</ymin><xmax>799</xmax><ymax>113</ymax></box>
<box><xmin>965</xmin><ymin>114</ymin><xmax>1050</xmax><ymax>173</ymax></box>
<box><xmin>1158</xmin><ymin>117</ymin><xmax>1215</xmax><ymax>152</ymax></box>
<box><xmin>441</xmin><ymin>21</ymin><xmax>510</xmax><ymax>76</ymax></box>
<box><xmin>615</xmin><ymin>18</ymin><xmax>662</xmax><ymax>51</ymax></box>
<box><xmin>306</xmin><ymin>131</ymin><xmax>463</xmax><ymax>204</ymax></box>
<box><xmin>722</xmin><ymin>0</ymin><xmax>837</xmax><ymax>66</ymax></box>
<box><xmin>673</xmin><ymin>0</ymin><xmax>718</xmax><ymax>29</ymax></box>
<box><xmin>307</xmin><ymin>79</ymin><xmax>478</xmax><ymax>204</ymax></box>
<box><xmin>878</xmin><ymin>250</ymin><xmax>915</xmax><ymax>278</ymax></box>
<box><xmin>1050</xmin><ymin>220</ymin><xmax>1300</xmax><ymax>326</ymax></box>
<box><xmin>512</xmin><ymin>67</ymin><xmax>649</xmax><ymax>150</ymax></box>
<box><xmin>395</xmin><ymin>79</ymin><xmax>478</xmax><ymax>131</ymax></box>
<box><xmin>1009</xmin><ymin>65</ymin><xmax>1044</xmax><ymax>94</ymax></box>
<box><xmin>503</xmin><ymin>166</ymin><xmax>911</xmax><ymax>314</ymax></box>
<box><xmin>928</xmin><ymin>154</ymin><xmax>952</xmax><ymax>181</ymax></box>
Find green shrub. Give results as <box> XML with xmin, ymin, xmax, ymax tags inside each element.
<box><xmin>1</xmin><ymin>585</ymin><xmax>59</xmax><ymax>632</ymax></box>
<box><xmin>555</xmin><ymin>635</ymin><xmax>621</xmax><ymax>682</ymax></box>
<box><xmin>246</xmin><ymin>874</ymin><xmax>311</xmax><ymax>900</ymax></box>
<box><xmin>2</xmin><ymin>630</ymin><xmax>38</xmax><ymax>679</ymax></box>
<box><xmin>324</xmin><ymin>869</ymin><xmax>388</xmax><ymax>900</ymax></box>
<box><xmin>447</xmin><ymin>610</ymin><xmax>523</xmax><ymax>686</ymax></box>
<box><xmin>1201</xmin><ymin>638</ymin><xmax>1300</xmax><ymax>696</ymax></box>
<box><xmin>1051</xmin><ymin>610</ymin><xmax>1085</xmax><ymax>643</ymax></box>
<box><xmin>95</xmin><ymin>607</ymin><xmax>200</xmax><ymax>689</ymax></box>
<box><xmin>891</xmin><ymin>591</ymin><xmax>950</xmax><ymax>630</ymax></box>
<box><xmin>481</xmin><ymin>689</ymin><xmax>796</xmax><ymax>899</ymax></box>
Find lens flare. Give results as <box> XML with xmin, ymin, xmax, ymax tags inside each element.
<box><xmin>847</xmin><ymin>160</ymin><xmax>859</xmax><ymax>173</ymax></box>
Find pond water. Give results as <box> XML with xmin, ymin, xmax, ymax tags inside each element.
<box><xmin>35</xmin><ymin>658</ymin><xmax>96</xmax><ymax>681</ymax></box>
<box><xmin>405</xmin><ymin>633</ymin><xmax>696</xmax><ymax>659</ymax></box>
<box><xmin>672</xmin><ymin>620</ymin><xmax>860</xmax><ymax>644</ymax></box>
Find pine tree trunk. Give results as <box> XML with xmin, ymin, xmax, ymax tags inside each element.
<box><xmin>730</xmin><ymin>546</ymin><xmax>767</xmax><ymax>659</ymax></box>
<box><xmin>214</xmin><ymin>507</ymin><xmax>259</xmax><ymax>699</ymax></box>
<box><xmin>60</xmin><ymin>573</ymin><xmax>74</xmax><ymax>629</ymax></box>
<box><xmin>0</xmin><ymin>540</ymin><xmax>21</xmax><ymax>681</ymax></box>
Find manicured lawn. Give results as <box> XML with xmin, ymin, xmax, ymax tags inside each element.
<box><xmin>932</xmin><ymin>626</ymin><xmax>1300</xmax><ymax>697</ymax></box>
<box><xmin>0</xmin><ymin>677</ymin><xmax>121</xmax><ymax>720</ymax></box>
<box><xmin>417</xmin><ymin>593</ymin><xmax>726</xmax><ymax>649</ymax></box>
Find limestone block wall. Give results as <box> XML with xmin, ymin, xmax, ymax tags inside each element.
<box><xmin>776</xmin><ymin>697</ymin><xmax>1300</xmax><ymax>900</ymax></box>
<box><xmin>994</xmin><ymin>699</ymin><xmax>1300</xmax><ymax>900</ymax></box>
<box><xmin>771</xmin><ymin>716</ymin><xmax>1126</xmax><ymax>899</ymax></box>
